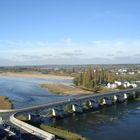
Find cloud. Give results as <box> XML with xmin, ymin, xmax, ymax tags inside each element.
<box><xmin>0</xmin><ymin>39</ymin><xmax>140</xmax><ymax>65</ymax></box>
<box><xmin>0</xmin><ymin>58</ymin><xmax>17</xmax><ymax>66</ymax></box>
<box><xmin>60</xmin><ymin>50</ymin><xmax>84</xmax><ymax>57</ymax></box>
<box><xmin>15</xmin><ymin>54</ymin><xmax>53</xmax><ymax>61</ymax></box>
<box><xmin>133</xmin><ymin>53</ymin><xmax>140</xmax><ymax>57</ymax></box>
<box><xmin>114</xmin><ymin>41</ymin><xmax>125</xmax><ymax>47</ymax></box>
<box><xmin>63</xmin><ymin>38</ymin><xmax>72</xmax><ymax>44</ymax></box>
<box><xmin>15</xmin><ymin>54</ymin><xmax>41</xmax><ymax>60</ymax></box>
<box><xmin>107</xmin><ymin>54</ymin><xmax>114</xmax><ymax>57</ymax></box>
<box><xmin>116</xmin><ymin>51</ymin><xmax>124</xmax><ymax>54</ymax></box>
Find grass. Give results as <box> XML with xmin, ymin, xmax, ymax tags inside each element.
<box><xmin>40</xmin><ymin>123</ymin><xmax>88</xmax><ymax>140</ymax></box>
<box><xmin>135</xmin><ymin>97</ymin><xmax>140</xmax><ymax>101</ymax></box>
<box><xmin>16</xmin><ymin>115</ymin><xmax>29</xmax><ymax>121</ymax></box>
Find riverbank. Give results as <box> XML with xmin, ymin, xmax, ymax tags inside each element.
<box><xmin>40</xmin><ymin>123</ymin><xmax>88</xmax><ymax>140</ymax></box>
<box><xmin>0</xmin><ymin>72</ymin><xmax>73</xmax><ymax>80</ymax></box>
<box><xmin>41</xmin><ymin>83</ymin><xmax>92</xmax><ymax>95</ymax></box>
<box><xmin>135</xmin><ymin>97</ymin><xmax>140</xmax><ymax>101</ymax></box>
<box><xmin>0</xmin><ymin>96</ymin><xmax>12</xmax><ymax>109</ymax></box>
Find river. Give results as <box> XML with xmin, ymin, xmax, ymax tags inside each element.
<box><xmin>50</xmin><ymin>101</ymin><xmax>140</xmax><ymax>140</ymax></box>
<box><xmin>0</xmin><ymin>76</ymin><xmax>72</xmax><ymax>108</ymax></box>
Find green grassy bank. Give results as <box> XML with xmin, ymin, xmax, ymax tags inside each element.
<box><xmin>40</xmin><ymin>123</ymin><xmax>88</xmax><ymax>140</ymax></box>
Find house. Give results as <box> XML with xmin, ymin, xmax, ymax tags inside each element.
<box><xmin>123</xmin><ymin>81</ymin><xmax>137</xmax><ymax>88</ymax></box>
<box><xmin>114</xmin><ymin>81</ymin><xmax>122</xmax><ymax>86</ymax></box>
<box><xmin>107</xmin><ymin>83</ymin><xmax>117</xmax><ymax>89</ymax></box>
<box><xmin>128</xmin><ymin>72</ymin><xmax>135</xmax><ymax>75</ymax></box>
<box><xmin>107</xmin><ymin>81</ymin><xmax>137</xmax><ymax>89</ymax></box>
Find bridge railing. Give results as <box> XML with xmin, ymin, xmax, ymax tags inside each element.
<box><xmin>10</xmin><ymin>114</ymin><xmax>55</xmax><ymax>140</ymax></box>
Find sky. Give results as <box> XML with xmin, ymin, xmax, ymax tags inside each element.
<box><xmin>0</xmin><ymin>0</ymin><xmax>140</xmax><ymax>66</ymax></box>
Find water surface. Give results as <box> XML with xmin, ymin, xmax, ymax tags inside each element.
<box><xmin>0</xmin><ymin>76</ymin><xmax>72</xmax><ymax>108</ymax></box>
<box><xmin>51</xmin><ymin>101</ymin><xmax>140</xmax><ymax>140</ymax></box>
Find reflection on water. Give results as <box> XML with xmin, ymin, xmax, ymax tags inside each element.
<box><xmin>0</xmin><ymin>76</ymin><xmax>72</xmax><ymax>108</ymax></box>
<box><xmin>51</xmin><ymin>102</ymin><xmax>140</xmax><ymax>140</ymax></box>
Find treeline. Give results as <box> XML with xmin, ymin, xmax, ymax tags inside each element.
<box><xmin>73</xmin><ymin>67</ymin><xmax>140</xmax><ymax>91</ymax></box>
<box><xmin>0</xmin><ymin>67</ymin><xmax>77</xmax><ymax>76</ymax></box>
<box><xmin>73</xmin><ymin>68</ymin><xmax>109</xmax><ymax>90</ymax></box>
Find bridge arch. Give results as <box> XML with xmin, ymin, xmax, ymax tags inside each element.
<box><xmin>83</xmin><ymin>100</ymin><xmax>93</xmax><ymax>109</ymax></box>
<box><xmin>98</xmin><ymin>97</ymin><xmax>107</xmax><ymax>106</ymax></box>
<box><xmin>83</xmin><ymin>99</ymin><xmax>99</xmax><ymax>109</ymax></box>
<box><xmin>47</xmin><ymin>108</ymin><xmax>64</xmax><ymax>118</ymax></box>
<box><xmin>64</xmin><ymin>103</ymin><xmax>82</xmax><ymax>114</ymax></box>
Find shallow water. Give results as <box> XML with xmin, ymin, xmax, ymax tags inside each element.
<box><xmin>0</xmin><ymin>76</ymin><xmax>72</xmax><ymax>108</ymax></box>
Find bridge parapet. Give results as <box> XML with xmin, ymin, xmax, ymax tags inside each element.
<box><xmin>10</xmin><ymin>114</ymin><xmax>55</xmax><ymax>140</ymax></box>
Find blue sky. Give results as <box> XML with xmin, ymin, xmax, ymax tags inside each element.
<box><xmin>0</xmin><ymin>0</ymin><xmax>140</xmax><ymax>65</ymax></box>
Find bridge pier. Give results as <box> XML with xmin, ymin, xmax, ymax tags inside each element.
<box><xmin>65</xmin><ymin>103</ymin><xmax>83</xmax><ymax>114</ymax></box>
<box><xmin>123</xmin><ymin>93</ymin><xmax>128</xmax><ymax>100</ymax></box>
<box><xmin>47</xmin><ymin>108</ymin><xmax>64</xmax><ymax>118</ymax></box>
<box><xmin>99</xmin><ymin>98</ymin><xmax>106</xmax><ymax>106</ymax></box>
<box><xmin>72</xmin><ymin>104</ymin><xmax>76</xmax><ymax>112</ymax></box>
<box><xmin>112</xmin><ymin>95</ymin><xmax>117</xmax><ymax>103</ymax></box>
<box><xmin>84</xmin><ymin>100</ymin><xmax>93</xmax><ymax>109</ymax></box>
<box><xmin>83</xmin><ymin>100</ymin><xmax>99</xmax><ymax>110</ymax></box>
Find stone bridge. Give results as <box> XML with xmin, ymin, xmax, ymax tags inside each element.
<box><xmin>9</xmin><ymin>87</ymin><xmax>140</xmax><ymax>140</ymax></box>
<box><xmin>16</xmin><ymin>88</ymin><xmax>140</xmax><ymax>118</ymax></box>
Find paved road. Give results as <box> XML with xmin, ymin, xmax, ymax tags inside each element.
<box><xmin>2</xmin><ymin>121</ymin><xmax>42</xmax><ymax>140</ymax></box>
<box><xmin>0</xmin><ymin>112</ymin><xmax>43</xmax><ymax>140</ymax></box>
